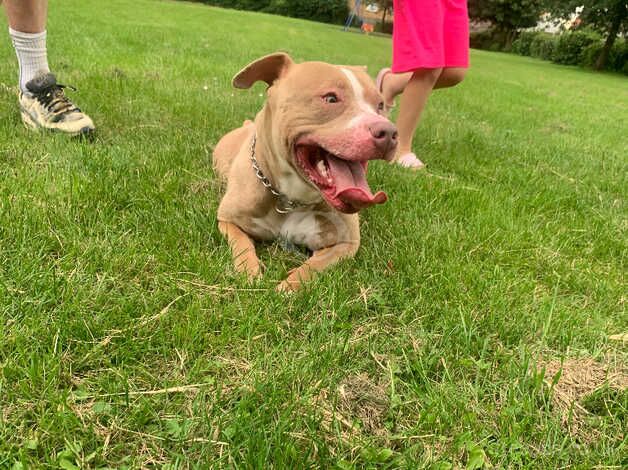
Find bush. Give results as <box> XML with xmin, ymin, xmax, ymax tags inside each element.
<box><xmin>205</xmin><ymin>0</ymin><xmax>269</xmax><ymax>11</ymax></box>
<box><xmin>512</xmin><ymin>31</ymin><xmax>539</xmax><ymax>56</ymax></box>
<box><xmin>193</xmin><ymin>0</ymin><xmax>349</xmax><ymax>25</ymax></box>
<box><xmin>614</xmin><ymin>41</ymin><xmax>628</xmax><ymax>74</ymax></box>
<box><xmin>552</xmin><ymin>31</ymin><xmax>601</xmax><ymax>65</ymax></box>
<box><xmin>470</xmin><ymin>29</ymin><xmax>510</xmax><ymax>52</ymax></box>
<box><xmin>466</xmin><ymin>20</ymin><xmax>626</xmax><ymax>74</ymax></box>
<box><xmin>581</xmin><ymin>42</ymin><xmax>603</xmax><ymax>68</ymax></box>
<box><xmin>266</xmin><ymin>0</ymin><xmax>348</xmax><ymax>25</ymax></box>
<box><xmin>581</xmin><ymin>40</ymin><xmax>628</xmax><ymax>74</ymax></box>
<box><xmin>470</xmin><ymin>30</ymin><xmax>496</xmax><ymax>50</ymax></box>
<box><xmin>377</xmin><ymin>21</ymin><xmax>393</xmax><ymax>35</ymax></box>
<box><xmin>530</xmin><ymin>33</ymin><xmax>558</xmax><ymax>61</ymax></box>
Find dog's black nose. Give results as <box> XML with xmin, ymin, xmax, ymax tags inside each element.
<box><xmin>369</xmin><ymin>121</ymin><xmax>398</xmax><ymax>155</ymax></box>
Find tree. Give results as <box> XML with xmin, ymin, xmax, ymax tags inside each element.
<box><xmin>376</xmin><ymin>0</ymin><xmax>393</xmax><ymax>26</ymax></box>
<box><xmin>468</xmin><ymin>0</ymin><xmax>546</xmax><ymax>48</ymax></box>
<box><xmin>546</xmin><ymin>1</ymin><xmax>627</xmax><ymax>70</ymax></box>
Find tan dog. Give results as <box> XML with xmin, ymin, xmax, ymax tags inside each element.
<box><xmin>213</xmin><ymin>52</ymin><xmax>397</xmax><ymax>292</ymax></box>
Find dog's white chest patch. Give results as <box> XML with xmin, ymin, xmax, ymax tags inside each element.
<box><xmin>279</xmin><ymin>212</ymin><xmax>322</xmax><ymax>248</ymax></box>
<box><xmin>251</xmin><ymin>209</ymin><xmax>337</xmax><ymax>250</ymax></box>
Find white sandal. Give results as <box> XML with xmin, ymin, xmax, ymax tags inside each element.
<box><xmin>396</xmin><ymin>152</ymin><xmax>425</xmax><ymax>170</ymax></box>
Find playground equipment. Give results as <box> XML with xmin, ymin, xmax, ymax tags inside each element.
<box><xmin>343</xmin><ymin>0</ymin><xmax>362</xmax><ymax>31</ymax></box>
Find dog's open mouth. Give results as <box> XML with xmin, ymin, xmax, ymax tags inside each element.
<box><xmin>295</xmin><ymin>144</ymin><xmax>387</xmax><ymax>213</ymax></box>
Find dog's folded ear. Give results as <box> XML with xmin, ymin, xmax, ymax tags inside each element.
<box><xmin>232</xmin><ymin>52</ymin><xmax>294</xmax><ymax>89</ymax></box>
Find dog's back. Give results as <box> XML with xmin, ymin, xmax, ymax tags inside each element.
<box><xmin>212</xmin><ymin>120</ymin><xmax>254</xmax><ymax>180</ymax></box>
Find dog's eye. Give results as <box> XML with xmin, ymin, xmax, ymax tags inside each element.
<box><xmin>377</xmin><ymin>102</ymin><xmax>385</xmax><ymax>112</ymax></box>
<box><xmin>322</xmin><ymin>93</ymin><xmax>339</xmax><ymax>104</ymax></box>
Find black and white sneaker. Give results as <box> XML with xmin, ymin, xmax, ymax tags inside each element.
<box><xmin>19</xmin><ymin>72</ymin><xmax>95</xmax><ymax>136</ymax></box>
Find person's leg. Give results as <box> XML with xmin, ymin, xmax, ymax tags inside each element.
<box><xmin>382</xmin><ymin>67</ymin><xmax>466</xmax><ymax>169</ymax></box>
<box><xmin>3</xmin><ymin>0</ymin><xmax>94</xmax><ymax>135</ymax></box>
<box><xmin>433</xmin><ymin>67</ymin><xmax>466</xmax><ymax>89</ymax></box>
<box><xmin>3</xmin><ymin>0</ymin><xmax>49</xmax><ymax>94</ymax></box>
<box><xmin>3</xmin><ymin>0</ymin><xmax>47</xmax><ymax>33</ymax></box>
<box><xmin>381</xmin><ymin>67</ymin><xmax>466</xmax><ymax>106</ymax></box>
<box><xmin>382</xmin><ymin>0</ymin><xmax>468</xmax><ymax>169</ymax></box>
<box><xmin>380</xmin><ymin>71</ymin><xmax>412</xmax><ymax>108</ymax></box>
<box><xmin>393</xmin><ymin>68</ymin><xmax>441</xmax><ymax>167</ymax></box>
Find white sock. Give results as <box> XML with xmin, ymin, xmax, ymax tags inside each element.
<box><xmin>9</xmin><ymin>27</ymin><xmax>50</xmax><ymax>94</ymax></box>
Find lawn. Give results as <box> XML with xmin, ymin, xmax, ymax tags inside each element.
<box><xmin>0</xmin><ymin>0</ymin><xmax>626</xmax><ymax>468</ymax></box>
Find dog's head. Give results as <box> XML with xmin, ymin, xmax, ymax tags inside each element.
<box><xmin>233</xmin><ymin>52</ymin><xmax>397</xmax><ymax>214</ymax></box>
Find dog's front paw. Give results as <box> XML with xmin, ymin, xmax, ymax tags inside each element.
<box><xmin>235</xmin><ymin>256</ymin><xmax>262</xmax><ymax>281</ymax></box>
<box><xmin>276</xmin><ymin>278</ymin><xmax>300</xmax><ymax>293</ymax></box>
<box><xmin>276</xmin><ymin>267</ymin><xmax>310</xmax><ymax>293</ymax></box>
<box><xmin>245</xmin><ymin>266</ymin><xmax>262</xmax><ymax>281</ymax></box>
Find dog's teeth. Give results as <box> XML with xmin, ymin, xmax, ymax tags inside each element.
<box><xmin>316</xmin><ymin>159</ymin><xmax>328</xmax><ymax>178</ymax></box>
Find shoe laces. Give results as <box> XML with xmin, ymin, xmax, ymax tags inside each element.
<box><xmin>33</xmin><ymin>82</ymin><xmax>80</xmax><ymax>116</ymax></box>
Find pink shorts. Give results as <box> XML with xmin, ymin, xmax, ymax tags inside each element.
<box><xmin>392</xmin><ymin>0</ymin><xmax>469</xmax><ymax>73</ymax></box>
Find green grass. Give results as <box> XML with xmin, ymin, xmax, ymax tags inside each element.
<box><xmin>1</xmin><ymin>0</ymin><xmax>626</xmax><ymax>468</ymax></box>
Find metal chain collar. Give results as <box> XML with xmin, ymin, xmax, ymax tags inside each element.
<box><xmin>249</xmin><ymin>134</ymin><xmax>310</xmax><ymax>214</ymax></box>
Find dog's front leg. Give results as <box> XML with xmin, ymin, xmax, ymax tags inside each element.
<box><xmin>218</xmin><ymin>221</ymin><xmax>261</xmax><ymax>280</ymax></box>
<box><xmin>276</xmin><ymin>242</ymin><xmax>359</xmax><ymax>293</ymax></box>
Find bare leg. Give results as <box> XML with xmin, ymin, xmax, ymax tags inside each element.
<box><xmin>381</xmin><ymin>72</ymin><xmax>413</xmax><ymax>107</ymax></box>
<box><xmin>381</xmin><ymin>67</ymin><xmax>466</xmax><ymax>167</ymax></box>
<box><xmin>395</xmin><ymin>68</ymin><xmax>442</xmax><ymax>157</ymax></box>
<box><xmin>277</xmin><ymin>242</ymin><xmax>359</xmax><ymax>292</ymax></box>
<box><xmin>382</xmin><ymin>68</ymin><xmax>467</xmax><ymax>105</ymax></box>
<box><xmin>3</xmin><ymin>0</ymin><xmax>48</xmax><ymax>33</ymax></box>
<box><xmin>218</xmin><ymin>221</ymin><xmax>261</xmax><ymax>280</ymax></box>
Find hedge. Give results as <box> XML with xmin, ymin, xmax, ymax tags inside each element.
<box><xmin>581</xmin><ymin>41</ymin><xmax>628</xmax><ymax>74</ymax></box>
<box><xmin>530</xmin><ymin>33</ymin><xmax>558</xmax><ymax>61</ymax></box>
<box><xmin>553</xmin><ymin>31</ymin><xmax>600</xmax><ymax>65</ymax></box>
<box><xmin>475</xmin><ymin>28</ymin><xmax>627</xmax><ymax>74</ymax></box>
<box><xmin>190</xmin><ymin>0</ymin><xmax>349</xmax><ymax>25</ymax></box>
<box><xmin>511</xmin><ymin>31</ymin><xmax>537</xmax><ymax>56</ymax></box>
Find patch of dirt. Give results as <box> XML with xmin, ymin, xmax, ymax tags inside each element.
<box><xmin>313</xmin><ymin>373</ymin><xmax>390</xmax><ymax>442</ymax></box>
<box><xmin>188</xmin><ymin>175</ymin><xmax>223</xmax><ymax>198</ymax></box>
<box><xmin>541</xmin><ymin>121</ymin><xmax>571</xmax><ymax>134</ymax></box>
<box><xmin>188</xmin><ymin>179</ymin><xmax>212</xmax><ymax>195</ymax></box>
<box><xmin>540</xmin><ymin>357</ymin><xmax>627</xmax><ymax>440</ymax></box>
<box><xmin>1</xmin><ymin>404</ymin><xmax>14</xmax><ymax>422</ymax></box>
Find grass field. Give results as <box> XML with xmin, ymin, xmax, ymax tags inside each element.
<box><xmin>1</xmin><ymin>0</ymin><xmax>626</xmax><ymax>468</ymax></box>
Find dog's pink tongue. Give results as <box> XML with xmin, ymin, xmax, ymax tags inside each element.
<box><xmin>327</xmin><ymin>155</ymin><xmax>387</xmax><ymax>210</ymax></box>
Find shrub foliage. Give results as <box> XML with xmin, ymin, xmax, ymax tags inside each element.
<box><xmin>192</xmin><ymin>0</ymin><xmax>349</xmax><ymax>25</ymax></box>
<box><xmin>474</xmin><ymin>28</ymin><xmax>627</xmax><ymax>74</ymax></box>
